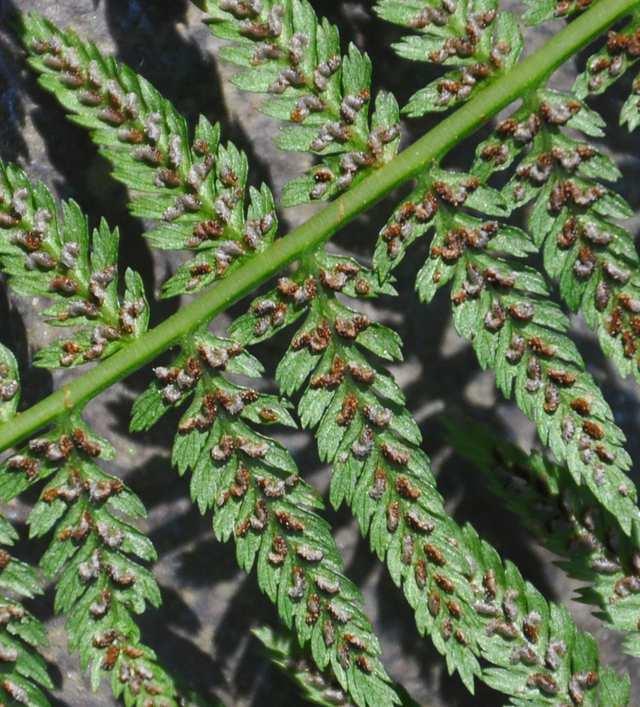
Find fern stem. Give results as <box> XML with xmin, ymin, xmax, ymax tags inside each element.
<box><xmin>0</xmin><ymin>0</ymin><xmax>636</xmax><ymax>453</ymax></box>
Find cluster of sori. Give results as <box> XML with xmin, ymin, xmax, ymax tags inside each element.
<box><xmin>226</xmin><ymin>242</ymin><xmax>628</xmax><ymax>703</ymax></box>
<box><xmin>195</xmin><ymin>3</ymin><xmax>640</xmax><ymax>704</ymax></box>
<box><xmin>0</xmin><ymin>416</ymin><xmax>184</xmax><ymax>705</ymax></box>
<box><xmin>448</xmin><ymin>417</ymin><xmax>640</xmax><ymax>658</ymax></box>
<box><xmin>0</xmin><ymin>515</ymin><xmax>53</xmax><ymax>706</ymax></box>
<box><xmin>0</xmin><ymin>342</ymin><xmax>186</xmax><ymax>705</ymax></box>
<box><xmin>25</xmin><ymin>14</ymin><xmax>278</xmax><ymax>297</ymax></box>
<box><xmin>372</xmin><ymin>1</ymin><xmax>640</xmax><ymax>426</ymax></box>
<box><xmin>0</xmin><ymin>163</ymin><xmax>148</xmax><ymax>367</ymax></box>
<box><xmin>574</xmin><ymin>12</ymin><xmax>640</xmax><ymax>130</ymax></box>
<box><xmin>19</xmin><ymin>14</ymin><xmax>404</xmax><ymax>707</ymax></box>
<box><xmin>0</xmin><ymin>352</ymin><xmax>52</xmax><ymax>706</ymax></box>
<box><xmin>375</xmin><ymin>162</ymin><xmax>639</xmax><ymax>530</ymax></box>
<box><xmin>199</xmin><ymin>3</ymin><xmax>640</xmax><ymax>535</ymax></box>
<box><xmin>374</xmin><ymin>0</ymin><xmax>522</xmax><ymax>116</ymax></box>
<box><xmin>372</xmin><ymin>3</ymin><xmax>640</xmax><ymax>406</ymax></box>
<box><xmin>196</xmin><ymin>0</ymin><xmax>401</xmax><ymax>205</ymax></box>
<box><xmin>130</xmin><ymin>331</ymin><xmax>400</xmax><ymax>706</ymax></box>
<box><xmin>0</xmin><ymin>345</ymin><xmax>19</xmax><ymax>422</ymax></box>
<box><xmin>468</xmin><ymin>82</ymin><xmax>640</xmax><ymax>388</ymax></box>
<box><xmin>524</xmin><ymin>0</ymin><xmax>597</xmax><ymax>24</ymax></box>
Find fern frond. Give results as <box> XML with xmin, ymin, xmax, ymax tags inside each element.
<box><xmin>0</xmin><ymin>348</ymin><xmax>53</xmax><ymax>705</ymax></box>
<box><xmin>373</xmin><ymin>0</ymin><xmax>523</xmax><ymax>117</ymax></box>
<box><xmin>14</xmin><ymin>6</ymin><xmax>638</xmax><ymax>704</ymax></box>
<box><xmin>0</xmin><ymin>412</ymin><xmax>188</xmax><ymax>705</ymax></box>
<box><xmin>194</xmin><ymin>0</ymin><xmax>401</xmax><ymax>206</ymax></box>
<box><xmin>255</xmin><ymin>625</ymin><xmax>418</xmax><ymax>707</ymax></box>
<box><xmin>1</xmin><ymin>346</ymin><xmax>203</xmax><ymax>704</ymax></box>
<box><xmin>0</xmin><ymin>514</ymin><xmax>53</xmax><ymax>707</ymax></box>
<box><xmin>20</xmin><ymin>18</ymin><xmax>400</xmax><ymax>705</ymax></box>
<box><xmin>232</xmin><ymin>246</ymin><xmax>631</xmax><ymax>703</ymax></box>
<box><xmin>0</xmin><ymin>162</ymin><xmax>148</xmax><ymax>368</ymax></box>
<box><xmin>233</xmin><ymin>250</ymin><xmax>483</xmax><ymax>691</ymax></box>
<box><xmin>522</xmin><ymin>0</ymin><xmax>599</xmax><ymax>26</ymax></box>
<box><xmin>445</xmin><ymin>417</ymin><xmax>640</xmax><ymax>658</ymax></box>
<box><xmin>254</xmin><ymin>626</ymin><xmax>353</xmax><ymax>706</ymax></box>
<box><xmin>21</xmin><ymin>14</ymin><xmax>278</xmax><ymax>298</ymax></box>
<box><xmin>375</xmin><ymin>165</ymin><xmax>639</xmax><ymax>533</ymax></box>
<box><xmin>574</xmin><ymin>13</ymin><xmax>640</xmax><ymax>131</ymax></box>
<box><xmin>472</xmin><ymin>88</ymin><xmax>640</xmax><ymax>389</ymax></box>
<box><xmin>130</xmin><ymin>332</ymin><xmax>400</xmax><ymax>707</ymax></box>
<box><xmin>256</xmin><ymin>624</ymin><xmax>420</xmax><ymax>707</ymax></box>
<box><xmin>0</xmin><ymin>163</ymin><xmax>205</xmax><ymax>700</ymax></box>
<box><xmin>187</xmin><ymin>0</ymin><xmax>640</xmax><ymax>546</ymax></box>
<box><xmin>461</xmin><ymin>523</ymin><xmax>629</xmax><ymax>705</ymax></box>
<box><xmin>621</xmin><ymin>74</ymin><xmax>640</xmax><ymax>130</ymax></box>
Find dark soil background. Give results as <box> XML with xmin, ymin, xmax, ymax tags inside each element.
<box><xmin>1</xmin><ymin>1</ymin><xmax>639</xmax><ymax>705</ymax></box>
